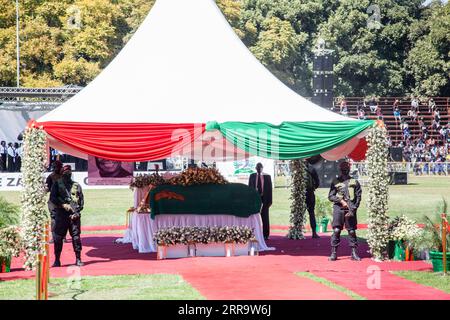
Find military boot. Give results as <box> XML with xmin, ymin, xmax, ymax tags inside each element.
<box><xmin>75</xmin><ymin>252</ymin><xmax>84</xmax><ymax>267</ymax></box>
<box><xmin>52</xmin><ymin>259</ymin><xmax>61</xmax><ymax>267</ymax></box>
<box><xmin>351</xmin><ymin>248</ymin><xmax>361</xmax><ymax>261</ymax></box>
<box><xmin>328</xmin><ymin>247</ymin><xmax>338</xmax><ymax>261</ymax></box>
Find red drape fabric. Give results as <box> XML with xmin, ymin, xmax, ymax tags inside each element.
<box><xmin>34</xmin><ymin>121</ymin><xmax>205</xmax><ymax>162</ymax></box>
<box><xmin>348</xmin><ymin>138</ymin><xmax>368</xmax><ymax>161</ymax></box>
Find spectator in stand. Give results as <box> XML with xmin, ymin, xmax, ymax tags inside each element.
<box><xmin>368</xmin><ymin>96</ymin><xmax>377</xmax><ymax>114</ymax></box>
<box><xmin>357</xmin><ymin>99</ymin><xmax>366</xmax><ymax>112</ymax></box>
<box><xmin>428</xmin><ymin>98</ymin><xmax>436</xmax><ymax>113</ymax></box>
<box><xmin>432</xmin><ymin>110</ymin><xmax>441</xmax><ymax>130</ymax></box>
<box><xmin>407</xmin><ymin>108</ymin><xmax>418</xmax><ymax>122</ymax></box>
<box><xmin>417</xmin><ymin>138</ymin><xmax>425</xmax><ymax>151</ymax></box>
<box><xmin>357</xmin><ymin>108</ymin><xmax>366</xmax><ymax>120</ymax></box>
<box><xmin>393</xmin><ymin>99</ymin><xmax>401</xmax><ymax>124</ymax></box>
<box><xmin>375</xmin><ymin>104</ymin><xmax>383</xmax><ymax>120</ymax></box>
<box><xmin>411</xmin><ymin>96</ymin><xmax>419</xmax><ymax>112</ymax></box>
<box><xmin>426</xmin><ymin>136</ymin><xmax>436</xmax><ymax>147</ymax></box>
<box><xmin>340</xmin><ymin>99</ymin><xmax>348</xmax><ymax>116</ymax></box>
<box><xmin>418</xmin><ymin>117</ymin><xmax>428</xmax><ymax>139</ymax></box>
<box><xmin>0</xmin><ymin>141</ymin><xmax>6</xmax><ymax>172</ymax></box>
<box><xmin>7</xmin><ymin>143</ymin><xmax>15</xmax><ymax>173</ymax></box>
<box><xmin>441</xmin><ymin>123</ymin><xmax>449</xmax><ymax>142</ymax></box>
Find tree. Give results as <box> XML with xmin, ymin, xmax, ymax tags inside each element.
<box><xmin>318</xmin><ymin>0</ymin><xmax>423</xmax><ymax>97</ymax></box>
<box><xmin>238</xmin><ymin>0</ymin><xmax>328</xmax><ymax>95</ymax></box>
<box><xmin>406</xmin><ymin>2</ymin><xmax>450</xmax><ymax>96</ymax></box>
<box><xmin>53</xmin><ymin>57</ymin><xmax>100</xmax><ymax>86</ymax></box>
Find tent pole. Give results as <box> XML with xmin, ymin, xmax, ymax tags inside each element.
<box><xmin>36</xmin><ymin>222</ymin><xmax>50</xmax><ymax>300</ymax></box>
<box><xmin>442</xmin><ymin>213</ymin><xmax>447</xmax><ymax>275</ymax></box>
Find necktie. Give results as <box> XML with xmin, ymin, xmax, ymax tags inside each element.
<box><xmin>257</xmin><ymin>174</ymin><xmax>263</xmax><ymax>195</ymax></box>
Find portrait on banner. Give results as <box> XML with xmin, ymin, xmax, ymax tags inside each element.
<box><xmin>88</xmin><ymin>156</ymin><xmax>134</xmax><ymax>185</ymax></box>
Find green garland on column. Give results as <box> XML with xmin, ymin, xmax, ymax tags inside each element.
<box><xmin>20</xmin><ymin>126</ymin><xmax>48</xmax><ymax>270</ymax></box>
<box><xmin>287</xmin><ymin>159</ymin><xmax>307</xmax><ymax>240</ymax></box>
<box><xmin>366</xmin><ymin>124</ymin><xmax>390</xmax><ymax>261</ymax></box>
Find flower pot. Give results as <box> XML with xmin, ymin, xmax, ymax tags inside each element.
<box><xmin>429</xmin><ymin>251</ymin><xmax>450</xmax><ymax>273</ymax></box>
<box><xmin>320</xmin><ymin>218</ymin><xmax>329</xmax><ymax>233</ymax></box>
<box><xmin>387</xmin><ymin>240</ymin><xmax>396</xmax><ymax>259</ymax></box>
<box><xmin>234</xmin><ymin>242</ymin><xmax>250</xmax><ymax>256</ymax></box>
<box><xmin>249</xmin><ymin>241</ymin><xmax>259</xmax><ymax>256</ymax></box>
<box><xmin>0</xmin><ymin>256</ymin><xmax>11</xmax><ymax>273</ymax></box>
<box><xmin>393</xmin><ymin>240</ymin><xmax>405</xmax><ymax>261</ymax></box>
<box><xmin>195</xmin><ymin>242</ymin><xmax>227</xmax><ymax>257</ymax></box>
<box><xmin>157</xmin><ymin>244</ymin><xmax>189</xmax><ymax>259</ymax></box>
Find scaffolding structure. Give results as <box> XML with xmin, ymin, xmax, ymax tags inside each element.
<box><xmin>0</xmin><ymin>86</ymin><xmax>82</xmax><ymax>110</ymax></box>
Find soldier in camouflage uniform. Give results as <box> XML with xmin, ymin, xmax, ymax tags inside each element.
<box><xmin>50</xmin><ymin>165</ymin><xmax>84</xmax><ymax>267</ymax></box>
<box><xmin>328</xmin><ymin>161</ymin><xmax>362</xmax><ymax>261</ymax></box>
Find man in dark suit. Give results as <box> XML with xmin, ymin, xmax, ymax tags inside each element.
<box><xmin>248</xmin><ymin>163</ymin><xmax>273</xmax><ymax>240</ymax></box>
<box><xmin>306</xmin><ymin>160</ymin><xmax>320</xmax><ymax>239</ymax></box>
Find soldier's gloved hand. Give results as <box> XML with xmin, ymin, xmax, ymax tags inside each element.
<box><xmin>62</xmin><ymin>203</ymin><xmax>73</xmax><ymax>212</ymax></box>
<box><xmin>345</xmin><ymin>211</ymin><xmax>354</xmax><ymax>218</ymax></box>
<box><xmin>70</xmin><ymin>213</ymin><xmax>80</xmax><ymax>221</ymax></box>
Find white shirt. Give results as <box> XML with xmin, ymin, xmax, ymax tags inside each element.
<box><xmin>255</xmin><ymin>172</ymin><xmax>265</xmax><ymax>192</ymax></box>
<box><xmin>0</xmin><ymin>146</ymin><xmax>6</xmax><ymax>154</ymax></box>
<box><xmin>7</xmin><ymin>146</ymin><xmax>15</xmax><ymax>157</ymax></box>
<box><xmin>16</xmin><ymin>146</ymin><xmax>23</xmax><ymax>157</ymax></box>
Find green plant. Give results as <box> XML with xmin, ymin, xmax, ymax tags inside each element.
<box><xmin>315</xmin><ymin>195</ymin><xmax>331</xmax><ymax>221</ymax></box>
<box><xmin>410</xmin><ymin>199</ymin><xmax>449</xmax><ymax>253</ymax></box>
<box><xmin>0</xmin><ymin>196</ymin><xmax>20</xmax><ymax>229</ymax></box>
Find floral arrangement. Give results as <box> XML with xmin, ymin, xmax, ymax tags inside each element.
<box><xmin>0</xmin><ymin>226</ymin><xmax>22</xmax><ymax>259</ymax></box>
<box><xmin>20</xmin><ymin>126</ymin><xmax>49</xmax><ymax>270</ymax></box>
<box><xmin>388</xmin><ymin>215</ymin><xmax>423</xmax><ymax>244</ymax></box>
<box><xmin>287</xmin><ymin>159</ymin><xmax>307</xmax><ymax>240</ymax></box>
<box><xmin>154</xmin><ymin>226</ymin><xmax>256</xmax><ymax>246</ymax></box>
<box><xmin>129</xmin><ymin>173</ymin><xmax>166</xmax><ymax>190</ymax></box>
<box><xmin>129</xmin><ymin>168</ymin><xmax>228</xmax><ymax>189</ymax></box>
<box><xmin>167</xmin><ymin>167</ymin><xmax>228</xmax><ymax>187</ymax></box>
<box><xmin>315</xmin><ymin>195</ymin><xmax>332</xmax><ymax>220</ymax></box>
<box><xmin>366</xmin><ymin>124</ymin><xmax>390</xmax><ymax>261</ymax></box>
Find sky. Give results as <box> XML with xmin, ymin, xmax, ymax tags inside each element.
<box><xmin>423</xmin><ymin>0</ymin><xmax>448</xmax><ymax>4</ymax></box>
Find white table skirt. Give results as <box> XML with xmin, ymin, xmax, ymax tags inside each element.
<box><xmin>117</xmin><ymin>212</ymin><xmax>272</xmax><ymax>253</ymax></box>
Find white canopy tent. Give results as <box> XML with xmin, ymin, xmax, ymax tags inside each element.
<box><xmin>35</xmin><ymin>0</ymin><xmax>373</xmax><ymax>162</ymax></box>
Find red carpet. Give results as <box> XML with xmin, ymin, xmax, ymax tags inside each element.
<box><xmin>2</xmin><ymin>232</ymin><xmax>449</xmax><ymax>300</ymax></box>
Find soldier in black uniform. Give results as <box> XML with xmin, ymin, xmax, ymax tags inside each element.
<box><xmin>328</xmin><ymin>161</ymin><xmax>362</xmax><ymax>261</ymax></box>
<box><xmin>45</xmin><ymin>160</ymin><xmax>63</xmax><ymax>243</ymax></box>
<box><xmin>50</xmin><ymin>165</ymin><xmax>84</xmax><ymax>267</ymax></box>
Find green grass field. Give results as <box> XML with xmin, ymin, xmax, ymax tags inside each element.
<box><xmin>1</xmin><ymin>176</ymin><xmax>448</xmax><ymax>227</ymax></box>
<box><xmin>296</xmin><ymin>272</ymin><xmax>365</xmax><ymax>300</ymax></box>
<box><xmin>392</xmin><ymin>271</ymin><xmax>450</xmax><ymax>294</ymax></box>
<box><xmin>0</xmin><ymin>274</ymin><xmax>204</xmax><ymax>300</ymax></box>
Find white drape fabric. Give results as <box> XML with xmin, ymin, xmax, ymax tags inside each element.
<box><xmin>118</xmin><ymin>212</ymin><xmax>272</xmax><ymax>253</ymax></box>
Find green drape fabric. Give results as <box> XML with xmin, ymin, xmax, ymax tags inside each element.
<box><xmin>207</xmin><ymin>120</ymin><xmax>375</xmax><ymax>159</ymax></box>
<box><xmin>149</xmin><ymin>183</ymin><xmax>262</xmax><ymax>219</ymax></box>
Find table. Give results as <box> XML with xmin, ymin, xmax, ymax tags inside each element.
<box><xmin>116</xmin><ymin>187</ymin><xmax>273</xmax><ymax>253</ymax></box>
